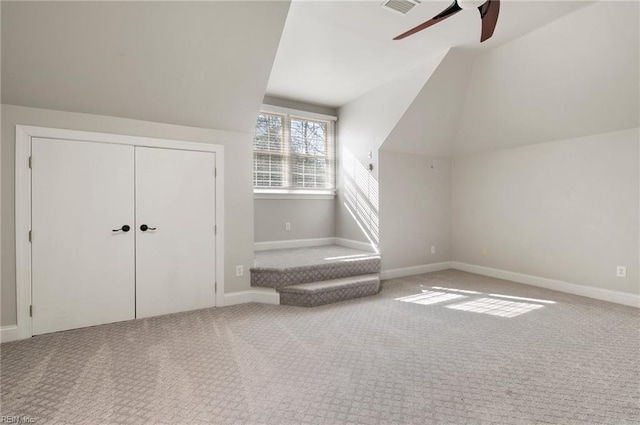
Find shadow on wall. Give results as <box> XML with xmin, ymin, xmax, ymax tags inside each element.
<box><xmin>342</xmin><ymin>148</ymin><xmax>379</xmax><ymax>251</ymax></box>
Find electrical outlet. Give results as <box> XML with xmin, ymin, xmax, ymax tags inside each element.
<box><xmin>285</xmin><ymin>222</ymin><xmax>291</xmax><ymax>231</ymax></box>
<box><xmin>236</xmin><ymin>265</ymin><xmax>244</xmax><ymax>277</ymax></box>
<box><xmin>431</xmin><ymin>245</ymin><xmax>436</xmax><ymax>254</ymax></box>
<box><xmin>481</xmin><ymin>248</ymin><xmax>488</xmax><ymax>257</ymax></box>
<box><xmin>616</xmin><ymin>265</ymin><xmax>627</xmax><ymax>278</ymax></box>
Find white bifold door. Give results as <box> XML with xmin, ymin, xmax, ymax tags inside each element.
<box><xmin>31</xmin><ymin>138</ymin><xmax>216</xmax><ymax>335</ymax></box>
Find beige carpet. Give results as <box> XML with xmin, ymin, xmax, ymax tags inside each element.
<box><xmin>1</xmin><ymin>270</ymin><xmax>639</xmax><ymax>424</ymax></box>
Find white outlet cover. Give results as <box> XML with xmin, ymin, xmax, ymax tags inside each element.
<box><xmin>431</xmin><ymin>245</ymin><xmax>436</xmax><ymax>254</ymax></box>
<box><xmin>616</xmin><ymin>266</ymin><xmax>627</xmax><ymax>278</ymax></box>
<box><xmin>236</xmin><ymin>265</ymin><xmax>244</xmax><ymax>277</ymax></box>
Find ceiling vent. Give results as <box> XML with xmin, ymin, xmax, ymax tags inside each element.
<box><xmin>381</xmin><ymin>0</ymin><xmax>421</xmax><ymax>15</ymax></box>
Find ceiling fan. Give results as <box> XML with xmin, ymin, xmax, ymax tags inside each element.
<box><xmin>393</xmin><ymin>0</ymin><xmax>500</xmax><ymax>43</ymax></box>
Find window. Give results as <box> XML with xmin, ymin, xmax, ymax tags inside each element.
<box><xmin>253</xmin><ymin>108</ymin><xmax>335</xmax><ymax>195</ymax></box>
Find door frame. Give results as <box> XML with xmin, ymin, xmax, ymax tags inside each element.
<box><xmin>15</xmin><ymin>125</ymin><xmax>225</xmax><ymax>339</ymax></box>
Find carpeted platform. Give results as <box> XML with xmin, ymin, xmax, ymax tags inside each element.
<box><xmin>251</xmin><ymin>246</ymin><xmax>382</xmax><ymax>305</ymax></box>
<box><xmin>2</xmin><ymin>269</ymin><xmax>639</xmax><ymax>424</ymax></box>
<box><xmin>253</xmin><ymin>245</ymin><xmax>379</xmax><ymax>269</ymax></box>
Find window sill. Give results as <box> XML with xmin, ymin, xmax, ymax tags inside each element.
<box><xmin>254</xmin><ymin>189</ymin><xmax>336</xmax><ymax>200</ymax></box>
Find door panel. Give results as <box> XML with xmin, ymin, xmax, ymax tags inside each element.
<box><xmin>32</xmin><ymin>138</ymin><xmax>135</xmax><ymax>335</ymax></box>
<box><xmin>135</xmin><ymin>147</ymin><xmax>216</xmax><ymax>318</ymax></box>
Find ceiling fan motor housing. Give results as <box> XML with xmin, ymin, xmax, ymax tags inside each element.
<box><xmin>458</xmin><ymin>0</ymin><xmax>488</xmax><ymax>10</ymax></box>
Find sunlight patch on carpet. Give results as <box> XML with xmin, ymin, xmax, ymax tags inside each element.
<box><xmin>395</xmin><ymin>290</ymin><xmax>466</xmax><ymax>306</ymax></box>
<box><xmin>446</xmin><ymin>297</ymin><xmax>545</xmax><ymax>318</ymax></box>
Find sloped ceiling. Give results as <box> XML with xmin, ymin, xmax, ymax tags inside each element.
<box><xmin>455</xmin><ymin>0</ymin><xmax>640</xmax><ymax>155</ymax></box>
<box><xmin>338</xmin><ymin>51</ymin><xmax>447</xmax><ymax>175</ymax></box>
<box><xmin>268</xmin><ymin>0</ymin><xmax>592</xmax><ymax>108</ymax></box>
<box><xmin>381</xmin><ymin>49</ymin><xmax>473</xmax><ymax>157</ymax></box>
<box><xmin>1</xmin><ymin>1</ymin><xmax>290</xmax><ymax>134</ymax></box>
<box><xmin>370</xmin><ymin>1</ymin><xmax>638</xmax><ymax>157</ymax></box>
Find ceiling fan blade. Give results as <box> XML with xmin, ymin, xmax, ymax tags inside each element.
<box><xmin>393</xmin><ymin>1</ymin><xmax>462</xmax><ymax>40</ymax></box>
<box><xmin>478</xmin><ymin>0</ymin><xmax>500</xmax><ymax>42</ymax></box>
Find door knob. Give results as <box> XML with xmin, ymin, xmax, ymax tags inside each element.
<box><xmin>112</xmin><ymin>225</ymin><xmax>131</xmax><ymax>232</ymax></box>
<box><xmin>140</xmin><ymin>224</ymin><xmax>156</xmax><ymax>231</ymax></box>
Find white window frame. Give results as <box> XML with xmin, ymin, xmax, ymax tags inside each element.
<box><xmin>253</xmin><ymin>104</ymin><xmax>337</xmax><ymax>200</ymax></box>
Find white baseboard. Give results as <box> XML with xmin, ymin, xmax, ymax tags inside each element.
<box><xmin>254</xmin><ymin>237</ymin><xmax>335</xmax><ymax>251</ymax></box>
<box><xmin>334</xmin><ymin>238</ymin><xmax>378</xmax><ymax>253</ymax></box>
<box><xmin>1</xmin><ymin>326</ymin><xmax>18</xmax><ymax>343</ymax></box>
<box><xmin>451</xmin><ymin>262</ymin><xmax>640</xmax><ymax>308</ymax></box>
<box><xmin>223</xmin><ymin>288</ymin><xmax>280</xmax><ymax>306</ymax></box>
<box><xmin>249</xmin><ymin>288</ymin><xmax>281</xmax><ymax>304</ymax></box>
<box><xmin>254</xmin><ymin>237</ymin><xmax>377</xmax><ymax>253</ymax></box>
<box><xmin>381</xmin><ymin>262</ymin><xmax>452</xmax><ymax>280</ymax></box>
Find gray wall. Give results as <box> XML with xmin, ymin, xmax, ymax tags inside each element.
<box><xmin>1</xmin><ymin>104</ymin><xmax>256</xmax><ymax>326</ymax></box>
<box><xmin>452</xmin><ymin>128</ymin><xmax>639</xmax><ymax>295</ymax></box>
<box><xmin>379</xmin><ymin>151</ymin><xmax>451</xmax><ymax>271</ymax></box>
<box><xmin>254</xmin><ymin>199</ymin><xmax>335</xmax><ymax>242</ymax></box>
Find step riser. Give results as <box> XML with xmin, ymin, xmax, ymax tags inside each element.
<box><xmin>251</xmin><ymin>259</ymin><xmax>381</xmax><ymax>289</ymax></box>
<box><xmin>280</xmin><ymin>280</ymin><xmax>380</xmax><ymax>307</ymax></box>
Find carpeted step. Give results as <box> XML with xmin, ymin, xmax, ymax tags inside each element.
<box><xmin>278</xmin><ymin>274</ymin><xmax>380</xmax><ymax>307</ymax></box>
<box><xmin>251</xmin><ymin>249</ymin><xmax>381</xmax><ymax>290</ymax></box>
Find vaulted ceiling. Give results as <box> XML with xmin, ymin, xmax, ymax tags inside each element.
<box><xmin>267</xmin><ymin>0</ymin><xmax>593</xmax><ymax>108</ymax></box>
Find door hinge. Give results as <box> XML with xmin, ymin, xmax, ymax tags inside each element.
<box><xmin>214</xmin><ymin>225</ymin><xmax>217</xmax><ymax>235</ymax></box>
<box><xmin>29</xmin><ymin>230</ymin><xmax>32</xmax><ymax>242</ymax></box>
<box><xmin>29</xmin><ymin>305</ymin><xmax>33</xmax><ymax>317</ymax></box>
<box><xmin>215</xmin><ymin>282</ymin><xmax>217</xmax><ymax>292</ymax></box>
<box><xmin>214</xmin><ymin>168</ymin><xmax>217</xmax><ymax>178</ymax></box>
<box><xmin>28</xmin><ymin>156</ymin><xmax>32</xmax><ymax>169</ymax></box>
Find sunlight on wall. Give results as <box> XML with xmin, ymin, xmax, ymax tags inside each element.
<box><xmin>343</xmin><ymin>148</ymin><xmax>379</xmax><ymax>247</ymax></box>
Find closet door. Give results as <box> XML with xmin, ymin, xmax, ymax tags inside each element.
<box><xmin>31</xmin><ymin>138</ymin><xmax>135</xmax><ymax>335</ymax></box>
<box><xmin>135</xmin><ymin>147</ymin><xmax>216</xmax><ymax>318</ymax></box>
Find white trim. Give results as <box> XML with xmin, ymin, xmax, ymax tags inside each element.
<box><xmin>261</xmin><ymin>104</ymin><xmax>337</xmax><ymax>122</ymax></box>
<box><xmin>451</xmin><ymin>262</ymin><xmax>640</xmax><ymax>308</ymax></box>
<box><xmin>254</xmin><ymin>192</ymin><xmax>335</xmax><ymax>200</ymax></box>
<box><xmin>223</xmin><ymin>291</ymin><xmax>253</xmax><ymax>306</ymax></box>
<box><xmin>15</xmin><ymin>127</ymin><xmax>32</xmax><ymax>340</ymax></box>
<box><xmin>381</xmin><ymin>262</ymin><xmax>452</xmax><ymax>280</ymax></box>
<box><xmin>223</xmin><ymin>288</ymin><xmax>280</xmax><ymax>306</ymax></box>
<box><xmin>15</xmin><ymin>125</ymin><xmax>222</xmax><ymax>152</ymax></box>
<box><xmin>334</xmin><ymin>238</ymin><xmax>378</xmax><ymax>253</ymax></box>
<box><xmin>15</xmin><ymin>125</ymin><xmax>226</xmax><ymax>341</ymax></box>
<box><xmin>248</xmin><ymin>288</ymin><xmax>280</xmax><ymax>305</ymax></box>
<box><xmin>214</xmin><ymin>149</ymin><xmax>226</xmax><ymax>309</ymax></box>
<box><xmin>0</xmin><ymin>326</ymin><xmax>19</xmax><ymax>343</ymax></box>
<box><xmin>254</xmin><ymin>237</ymin><xmax>335</xmax><ymax>252</ymax></box>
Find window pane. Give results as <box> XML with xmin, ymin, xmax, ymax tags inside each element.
<box><xmin>254</xmin><ymin>154</ymin><xmax>285</xmax><ymax>187</ymax></box>
<box><xmin>253</xmin><ymin>114</ymin><xmax>283</xmax><ymax>152</ymax></box>
<box><xmin>291</xmin><ymin>119</ymin><xmax>326</xmax><ymax>156</ymax></box>
<box><xmin>293</xmin><ymin>156</ymin><xmax>327</xmax><ymax>189</ymax></box>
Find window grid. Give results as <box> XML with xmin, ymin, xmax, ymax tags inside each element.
<box><xmin>253</xmin><ymin>111</ymin><xmax>335</xmax><ymax>191</ymax></box>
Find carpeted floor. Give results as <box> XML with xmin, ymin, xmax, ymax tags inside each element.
<box><xmin>1</xmin><ymin>270</ymin><xmax>639</xmax><ymax>424</ymax></box>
